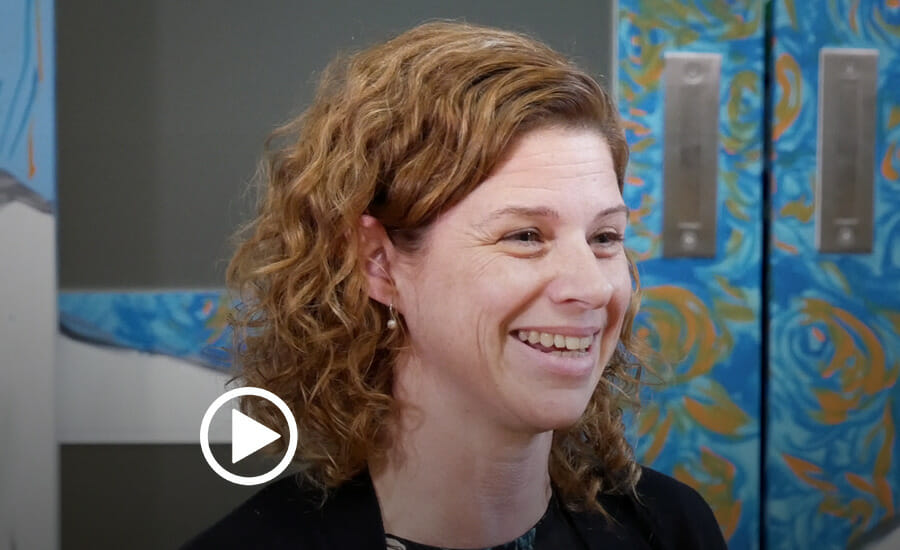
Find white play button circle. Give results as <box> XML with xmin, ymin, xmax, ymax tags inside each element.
<box><xmin>200</xmin><ymin>387</ymin><xmax>298</xmax><ymax>486</ymax></box>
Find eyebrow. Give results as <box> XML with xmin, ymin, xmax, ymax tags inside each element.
<box><xmin>475</xmin><ymin>204</ymin><xmax>629</xmax><ymax>230</ymax></box>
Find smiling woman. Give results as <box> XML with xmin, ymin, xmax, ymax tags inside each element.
<box><xmin>184</xmin><ymin>21</ymin><xmax>727</xmax><ymax>550</ymax></box>
<box><xmin>369</xmin><ymin>127</ymin><xmax>633</xmax><ymax>439</ymax></box>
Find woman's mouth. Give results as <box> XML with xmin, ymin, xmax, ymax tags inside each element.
<box><xmin>510</xmin><ymin>329</ymin><xmax>599</xmax><ymax>378</ymax></box>
<box><xmin>513</xmin><ymin>330</ymin><xmax>593</xmax><ymax>354</ymax></box>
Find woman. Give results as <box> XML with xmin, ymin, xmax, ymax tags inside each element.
<box><xmin>186</xmin><ymin>21</ymin><xmax>726</xmax><ymax>550</ymax></box>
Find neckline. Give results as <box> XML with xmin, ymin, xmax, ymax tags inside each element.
<box><xmin>384</xmin><ymin>490</ymin><xmax>556</xmax><ymax>550</ymax></box>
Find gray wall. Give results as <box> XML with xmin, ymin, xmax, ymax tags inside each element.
<box><xmin>56</xmin><ymin>2</ymin><xmax>615</xmax><ymax>548</ymax></box>
<box><xmin>61</xmin><ymin>444</ymin><xmax>280</xmax><ymax>549</ymax></box>
<box><xmin>57</xmin><ymin>0</ymin><xmax>615</xmax><ymax>289</ymax></box>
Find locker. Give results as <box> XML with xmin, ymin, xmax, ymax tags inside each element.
<box><xmin>618</xmin><ymin>1</ymin><xmax>900</xmax><ymax>548</ymax></box>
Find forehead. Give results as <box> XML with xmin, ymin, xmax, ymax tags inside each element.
<box><xmin>492</xmin><ymin>127</ymin><xmax>614</xmax><ymax>177</ymax></box>
<box><xmin>464</xmin><ymin>126</ymin><xmax>623</xmax><ymax>210</ymax></box>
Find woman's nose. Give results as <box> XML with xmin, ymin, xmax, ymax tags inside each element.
<box><xmin>545</xmin><ymin>241</ymin><xmax>616</xmax><ymax>309</ymax></box>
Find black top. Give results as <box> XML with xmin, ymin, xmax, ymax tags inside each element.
<box><xmin>182</xmin><ymin>466</ymin><xmax>727</xmax><ymax>550</ymax></box>
<box><xmin>385</xmin><ymin>490</ymin><xmax>586</xmax><ymax>550</ymax></box>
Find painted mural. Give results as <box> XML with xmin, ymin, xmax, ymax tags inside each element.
<box><xmin>618</xmin><ymin>1</ymin><xmax>764</xmax><ymax>549</ymax></box>
<box><xmin>0</xmin><ymin>0</ymin><xmax>53</xmax><ymax>211</ymax></box>
<box><xmin>766</xmin><ymin>1</ymin><xmax>900</xmax><ymax>548</ymax></box>
<box><xmin>58</xmin><ymin>291</ymin><xmax>233</xmax><ymax>368</ymax></box>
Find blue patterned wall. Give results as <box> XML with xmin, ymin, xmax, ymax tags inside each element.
<box><xmin>618</xmin><ymin>2</ymin><xmax>764</xmax><ymax>548</ymax></box>
<box><xmin>766</xmin><ymin>1</ymin><xmax>900</xmax><ymax>548</ymax></box>
<box><xmin>0</xmin><ymin>0</ymin><xmax>54</xmax><ymax>207</ymax></box>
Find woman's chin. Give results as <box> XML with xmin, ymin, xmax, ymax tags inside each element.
<box><xmin>516</xmin><ymin>399</ymin><xmax>592</xmax><ymax>433</ymax></box>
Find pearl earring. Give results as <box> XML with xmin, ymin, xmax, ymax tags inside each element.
<box><xmin>387</xmin><ymin>302</ymin><xmax>398</xmax><ymax>330</ymax></box>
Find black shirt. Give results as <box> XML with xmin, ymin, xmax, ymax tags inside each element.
<box><xmin>384</xmin><ymin>490</ymin><xmax>587</xmax><ymax>550</ymax></box>
<box><xmin>182</xmin><ymin>466</ymin><xmax>727</xmax><ymax>550</ymax></box>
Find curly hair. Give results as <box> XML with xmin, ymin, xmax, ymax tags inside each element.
<box><xmin>226</xmin><ymin>20</ymin><xmax>647</xmax><ymax>514</ymax></box>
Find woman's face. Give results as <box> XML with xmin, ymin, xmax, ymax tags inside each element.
<box><xmin>393</xmin><ymin>126</ymin><xmax>631</xmax><ymax>434</ymax></box>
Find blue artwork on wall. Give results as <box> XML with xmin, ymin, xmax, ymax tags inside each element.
<box><xmin>617</xmin><ymin>2</ymin><xmax>764</xmax><ymax>548</ymax></box>
<box><xmin>766</xmin><ymin>1</ymin><xmax>900</xmax><ymax>548</ymax></box>
<box><xmin>59</xmin><ymin>291</ymin><xmax>233</xmax><ymax>369</ymax></box>
<box><xmin>0</xmin><ymin>0</ymin><xmax>54</xmax><ymax>208</ymax></box>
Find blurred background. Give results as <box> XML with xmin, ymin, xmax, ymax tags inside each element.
<box><xmin>1</xmin><ymin>1</ymin><xmax>898</xmax><ymax>548</ymax></box>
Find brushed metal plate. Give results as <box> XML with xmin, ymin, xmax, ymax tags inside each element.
<box><xmin>816</xmin><ymin>48</ymin><xmax>878</xmax><ymax>253</ymax></box>
<box><xmin>662</xmin><ymin>52</ymin><xmax>721</xmax><ymax>258</ymax></box>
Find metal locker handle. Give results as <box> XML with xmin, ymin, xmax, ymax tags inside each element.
<box><xmin>662</xmin><ymin>52</ymin><xmax>721</xmax><ymax>258</ymax></box>
<box><xmin>816</xmin><ymin>48</ymin><xmax>878</xmax><ymax>253</ymax></box>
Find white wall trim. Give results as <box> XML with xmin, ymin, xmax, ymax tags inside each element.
<box><xmin>1</xmin><ymin>202</ymin><xmax>58</xmax><ymax>549</ymax></box>
<box><xmin>56</xmin><ymin>334</ymin><xmax>233</xmax><ymax>444</ymax></box>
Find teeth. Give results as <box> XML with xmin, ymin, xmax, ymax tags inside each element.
<box><xmin>515</xmin><ymin>330</ymin><xmax>593</xmax><ymax>352</ymax></box>
<box><xmin>549</xmin><ymin>350</ymin><xmax>590</xmax><ymax>358</ymax></box>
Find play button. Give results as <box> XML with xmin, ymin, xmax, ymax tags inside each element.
<box><xmin>231</xmin><ymin>409</ymin><xmax>281</xmax><ymax>463</ymax></box>
<box><xmin>199</xmin><ymin>387</ymin><xmax>298</xmax><ymax>486</ymax></box>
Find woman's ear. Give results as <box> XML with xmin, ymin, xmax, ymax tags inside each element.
<box><xmin>358</xmin><ymin>214</ymin><xmax>396</xmax><ymax>307</ymax></box>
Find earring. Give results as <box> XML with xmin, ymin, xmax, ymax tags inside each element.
<box><xmin>386</xmin><ymin>302</ymin><xmax>398</xmax><ymax>330</ymax></box>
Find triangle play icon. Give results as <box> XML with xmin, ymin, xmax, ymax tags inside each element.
<box><xmin>231</xmin><ymin>409</ymin><xmax>281</xmax><ymax>464</ymax></box>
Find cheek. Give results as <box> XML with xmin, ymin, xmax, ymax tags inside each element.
<box><xmin>405</xmin><ymin>254</ymin><xmax>502</xmax><ymax>339</ymax></box>
<box><xmin>608</xmin><ymin>259</ymin><xmax>634</xmax><ymax>326</ymax></box>
<box><xmin>436</xmin><ymin>253</ymin><xmax>522</xmax><ymax>307</ymax></box>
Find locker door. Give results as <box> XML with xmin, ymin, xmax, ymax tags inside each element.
<box><xmin>766</xmin><ymin>1</ymin><xmax>900</xmax><ymax>548</ymax></box>
<box><xmin>617</xmin><ymin>3</ymin><xmax>765</xmax><ymax>550</ymax></box>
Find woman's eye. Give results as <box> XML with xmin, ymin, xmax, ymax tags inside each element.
<box><xmin>592</xmin><ymin>231</ymin><xmax>624</xmax><ymax>246</ymax></box>
<box><xmin>503</xmin><ymin>230</ymin><xmax>542</xmax><ymax>244</ymax></box>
